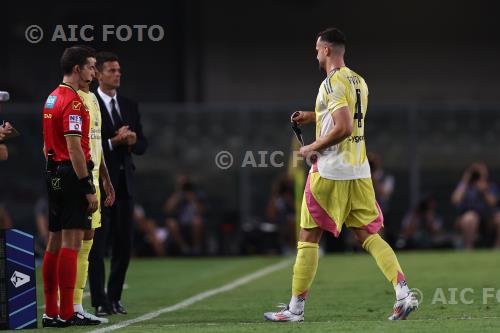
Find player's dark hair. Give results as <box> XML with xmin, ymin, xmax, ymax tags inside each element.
<box><xmin>60</xmin><ymin>45</ymin><xmax>96</xmax><ymax>75</ymax></box>
<box><xmin>317</xmin><ymin>27</ymin><xmax>347</xmax><ymax>47</ymax></box>
<box><xmin>96</xmin><ymin>51</ymin><xmax>120</xmax><ymax>71</ymax></box>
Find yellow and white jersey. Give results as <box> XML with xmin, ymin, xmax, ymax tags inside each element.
<box><xmin>314</xmin><ymin>66</ymin><xmax>371</xmax><ymax>180</ymax></box>
<box><xmin>78</xmin><ymin>90</ymin><xmax>102</xmax><ymax>185</ymax></box>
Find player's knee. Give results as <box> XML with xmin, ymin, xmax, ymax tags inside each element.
<box><xmin>350</xmin><ymin>228</ymin><xmax>372</xmax><ymax>245</ymax></box>
<box><xmin>299</xmin><ymin>228</ymin><xmax>322</xmax><ymax>243</ymax></box>
<box><xmin>83</xmin><ymin>229</ymin><xmax>95</xmax><ymax>240</ymax></box>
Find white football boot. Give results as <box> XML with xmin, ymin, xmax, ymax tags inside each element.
<box><xmin>78</xmin><ymin>309</ymin><xmax>109</xmax><ymax>324</ymax></box>
<box><xmin>264</xmin><ymin>303</ymin><xmax>304</xmax><ymax>322</ymax></box>
<box><xmin>388</xmin><ymin>292</ymin><xmax>418</xmax><ymax>320</ymax></box>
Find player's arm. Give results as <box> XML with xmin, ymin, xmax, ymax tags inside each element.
<box><xmin>310</xmin><ymin>107</ymin><xmax>353</xmax><ymax>151</ymax></box>
<box><xmin>63</xmin><ymin>99</ymin><xmax>98</xmax><ymax>212</ymax></box>
<box><xmin>291</xmin><ymin>111</ymin><xmax>315</xmax><ymax>125</ymax></box>
<box><xmin>66</xmin><ymin>136</ymin><xmax>98</xmax><ymax>213</ymax></box>
<box><xmin>313</xmin><ymin>79</ymin><xmax>352</xmax><ymax>151</ymax></box>
<box><xmin>99</xmin><ymin>152</ymin><xmax>115</xmax><ymax>207</ymax></box>
<box><xmin>66</xmin><ymin>135</ymin><xmax>90</xmax><ymax>178</ymax></box>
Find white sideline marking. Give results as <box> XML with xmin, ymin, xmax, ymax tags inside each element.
<box><xmin>87</xmin><ymin>259</ymin><xmax>292</xmax><ymax>333</ymax></box>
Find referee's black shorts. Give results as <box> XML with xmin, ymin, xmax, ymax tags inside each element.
<box><xmin>47</xmin><ymin>161</ymin><xmax>93</xmax><ymax>232</ymax></box>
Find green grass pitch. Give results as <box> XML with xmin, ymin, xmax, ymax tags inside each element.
<box><xmin>32</xmin><ymin>250</ymin><xmax>500</xmax><ymax>332</ymax></box>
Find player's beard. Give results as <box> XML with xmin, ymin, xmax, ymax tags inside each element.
<box><xmin>317</xmin><ymin>58</ymin><xmax>326</xmax><ymax>73</ymax></box>
<box><xmin>318</xmin><ymin>62</ymin><xmax>325</xmax><ymax>73</ymax></box>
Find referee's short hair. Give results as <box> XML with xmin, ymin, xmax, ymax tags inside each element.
<box><xmin>96</xmin><ymin>51</ymin><xmax>120</xmax><ymax>71</ymax></box>
<box><xmin>60</xmin><ymin>45</ymin><xmax>96</xmax><ymax>75</ymax></box>
<box><xmin>317</xmin><ymin>27</ymin><xmax>347</xmax><ymax>47</ymax></box>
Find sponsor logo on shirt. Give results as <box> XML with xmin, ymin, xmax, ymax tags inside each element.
<box><xmin>69</xmin><ymin>115</ymin><xmax>82</xmax><ymax>131</ymax></box>
<box><xmin>45</xmin><ymin>95</ymin><xmax>57</xmax><ymax>109</ymax></box>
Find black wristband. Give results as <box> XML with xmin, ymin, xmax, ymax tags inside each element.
<box><xmin>79</xmin><ymin>175</ymin><xmax>96</xmax><ymax>195</ymax></box>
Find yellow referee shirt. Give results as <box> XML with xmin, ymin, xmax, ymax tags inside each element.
<box><xmin>78</xmin><ymin>90</ymin><xmax>102</xmax><ymax>227</ymax></box>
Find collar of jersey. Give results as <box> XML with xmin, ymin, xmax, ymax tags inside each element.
<box><xmin>60</xmin><ymin>82</ymin><xmax>78</xmax><ymax>94</ymax></box>
<box><xmin>327</xmin><ymin>67</ymin><xmax>342</xmax><ymax>78</ymax></box>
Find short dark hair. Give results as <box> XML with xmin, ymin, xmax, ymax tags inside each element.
<box><xmin>96</xmin><ymin>51</ymin><xmax>120</xmax><ymax>71</ymax></box>
<box><xmin>317</xmin><ymin>27</ymin><xmax>346</xmax><ymax>47</ymax></box>
<box><xmin>60</xmin><ymin>45</ymin><xmax>96</xmax><ymax>75</ymax></box>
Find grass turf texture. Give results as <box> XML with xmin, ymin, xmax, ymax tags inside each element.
<box><xmin>32</xmin><ymin>251</ymin><xmax>500</xmax><ymax>332</ymax></box>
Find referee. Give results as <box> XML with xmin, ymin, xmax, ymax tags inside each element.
<box><xmin>41</xmin><ymin>45</ymin><xmax>100</xmax><ymax>327</ymax></box>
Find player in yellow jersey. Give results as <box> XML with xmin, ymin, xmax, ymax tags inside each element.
<box><xmin>73</xmin><ymin>67</ymin><xmax>116</xmax><ymax>324</ymax></box>
<box><xmin>264</xmin><ymin>28</ymin><xmax>418</xmax><ymax>322</ymax></box>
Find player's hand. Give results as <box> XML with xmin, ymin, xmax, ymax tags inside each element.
<box><xmin>299</xmin><ymin>144</ymin><xmax>318</xmax><ymax>163</ymax></box>
<box><xmin>291</xmin><ymin>111</ymin><xmax>312</xmax><ymax>125</ymax></box>
<box><xmin>86</xmin><ymin>193</ymin><xmax>99</xmax><ymax>213</ymax></box>
<box><xmin>103</xmin><ymin>178</ymin><xmax>116</xmax><ymax>207</ymax></box>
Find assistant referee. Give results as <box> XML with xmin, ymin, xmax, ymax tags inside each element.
<box><xmin>41</xmin><ymin>45</ymin><xmax>99</xmax><ymax>327</ymax></box>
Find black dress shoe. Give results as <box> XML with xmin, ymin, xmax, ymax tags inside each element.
<box><xmin>111</xmin><ymin>301</ymin><xmax>128</xmax><ymax>315</ymax></box>
<box><xmin>95</xmin><ymin>303</ymin><xmax>115</xmax><ymax>316</ymax></box>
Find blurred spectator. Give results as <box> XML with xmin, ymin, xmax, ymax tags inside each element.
<box><xmin>133</xmin><ymin>204</ymin><xmax>166</xmax><ymax>256</ymax></box>
<box><xmin>0</xmin><ymin>203</ymin><xmax>12</xmax><ymax>229</ymax></box>
<box><xmin>0</xmin><ymin>144</ymin><xmax>6</xmax><ymax>161</ymax></box>
<box><xmin>396</xmin><ymin>195</ymin><xmax>450</xmax><ymax>249</ymax></box>
<box><xmin>164</xmin><ymin>175</ymin><xmax>205</xmax><ymax>255</ymax></box>
<box><xmin>368</xmin><ymin>152</ymin><xmax>395</xmax><ymax>212</ymax></box>
<box><xmin>451</xmin><ymin>162</ymin><xmax>499</xmax><ymax>249</ymax></box>
<box><xmin>0</xmin><ymin>121</ymin><xmax>14</xmax><ymax>161</ymax></box>
<box><xmin>266</xmin><ymin>174</ymin><xmax>296</xmax><ymax>254</ymax></box>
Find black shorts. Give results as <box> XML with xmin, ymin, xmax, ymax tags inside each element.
<box><xmin>47</xmin><ymin>163</ymin><xmax>92</xmax><ymax>232</ymax></box>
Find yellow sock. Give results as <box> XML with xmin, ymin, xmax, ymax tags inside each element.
<box><xmin>362</xmin><ymin>234</ymin><xmax>405</xmax><ymax>287</ymax></box>
<box><xmin>74</xmin><ymin>239</ymin><xmax>93</xmax><ymax>305</ymax></box>
<box><xmin>291</xmin><ymin>241</ymin><xmax>319</xmax><ymax>297</ymax></box>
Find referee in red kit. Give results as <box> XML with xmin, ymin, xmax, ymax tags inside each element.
<box><xmin>41</xmin><ymin>45</ymin><xmax>100</xmax><ymax>327</ymax></box>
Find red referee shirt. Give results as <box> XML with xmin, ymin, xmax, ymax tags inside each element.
<box><xmin>43</xmin><ymin>83</ymin><xmax>91</xmax><ymax>162</ymax></box>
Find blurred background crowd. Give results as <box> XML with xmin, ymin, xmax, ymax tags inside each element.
<box><xmin>1</xmin><ymin>0</ymin><xmax>500</xmax><ymax>259</ymax></box>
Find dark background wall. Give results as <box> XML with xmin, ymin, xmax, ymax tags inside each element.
<box><xmin>1</xmin><ymin>0</ymin><xmax>499</xmax><ymax>105</ymax></box>
<box><xmin>1</xmin><ymin>0</ymin><xmax>500</xmax><ymax>252</ymax></box>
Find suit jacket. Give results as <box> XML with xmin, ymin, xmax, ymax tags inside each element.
<box><xmin>94</xmin><ymin>91</ymin><xmax>147</xmax><ymax>197</ymax></box>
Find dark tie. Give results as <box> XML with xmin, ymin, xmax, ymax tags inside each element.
<box><xmin>111</xmin><ymin>99</ymin><xmax>123</xmax><ymax>130</ymax></box>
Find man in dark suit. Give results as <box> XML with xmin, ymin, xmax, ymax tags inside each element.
<box><xmin>89</xmin><ymin>51</ymin><xmax>147</xmax><ymax>316</ymax></box>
